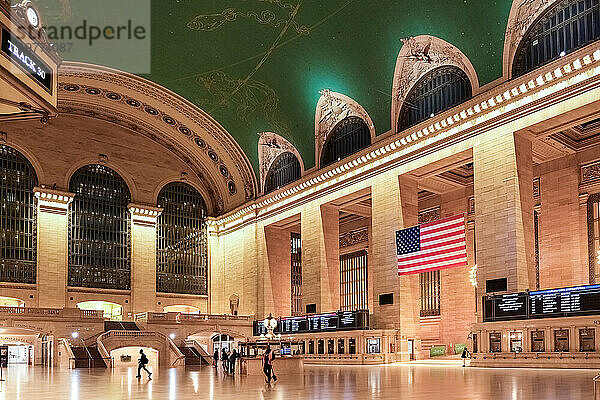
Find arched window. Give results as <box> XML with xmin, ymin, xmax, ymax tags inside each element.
<box><xmin>68</xmin><ymin>164</ymin><xmax>131</xmax><ymax>289</ymax></box>
<box><xmin>0</xmin><ymin>145</ymin><xmax>38</xmax><ymax>284</ymax></box>
<box><xmin>264</xmin><ymin>152</ymin><xmax>301</xmax><ymax>194</ymax></box>
<box><xmin>157</xmin><ymin>182</ymin><xmax>207</xmax><ymax>295</ymax></box>
<box><xmin>513</xmin><ymin>0</ymin><xmax>600</xmax><ymax>78</ymax></box>
<box><xmin>398</xmin><ymin>66</ymin><xmax>472</xmax><ymax>131</ymax></box>
<box><xmin>321</xmin><ymin>116</ymin><xmax>371</xmax><ymax>167</ymax></box>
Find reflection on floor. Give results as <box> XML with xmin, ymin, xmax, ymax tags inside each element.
<box><xmin>0</xmin><ymin>362</ymin><xmax>595</xmax><ymax>399</ymax></box>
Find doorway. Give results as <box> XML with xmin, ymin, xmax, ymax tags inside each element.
<box><xmin>408</xmin><ymin>339</ymin><xmax>415</xmax><ymax>360</ymax></box>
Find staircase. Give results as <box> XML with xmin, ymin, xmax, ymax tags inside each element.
<box><xmin>70</xmin><ymin>344</ymin><xmax>107</xmax><ymax>368</ymax></box>
<box><xmin>178</xmin><ymin>346</ymin><xmax>205</xmax><ymax>365</ymax></box>
<box><xmin>104</xmin><ymin>321</ymin><xmax>140</xmax><ymax>331</ymax></box>
<box><xmin>184</xmin><ymin>339</ymin><xmax>213</xmax><ymax>365</ymax></box>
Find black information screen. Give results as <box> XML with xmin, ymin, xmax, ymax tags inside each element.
<box><xmin>254</xmin><ymin>310</ymin><xmax>368</xmax><ymax>336</ymax></box>
<box><xmin>483</xmin><ymin>284</ymin><xmax>600</xmax><ymax>322</ymax></box>
<box><xmin>1</xmin><ymin>28</ymin><xmax>53</xmax><ymax>93</ymax></box>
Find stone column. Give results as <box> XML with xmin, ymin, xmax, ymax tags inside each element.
<box><xmin>538</xmin><ymin>156</ymin><xmax>585</xmax><ymax>288</ymax></box>
<box><xmin>34</xmin><ymin>187</ymin><xmax>74</xmax><ymax>309</ymax></box>
<box><xmin>260</xmin><ymin>225</ymin><xmax>292</xmax><ymax>317</ymax></box>
<box><xmin>370</xmin><ymin>172</ymin><xmax>420</xmax><ymax>359</ymax></box>
<box><xmin>128</xmin><ymin>204</ymin><xmax>161</xmax><ymax>315</ymax></box>
<box><xmin>300</xmin><ymin>203</ymin><xmax>339</xmax><ymax>313</ymax></box>
<box><xmin>473</xmin><ymin>131</ymin><xmax>535</xmax><ymax>299</ymax></box>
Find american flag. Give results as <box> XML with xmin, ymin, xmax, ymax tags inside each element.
<box><xmin>396</xmin><ymin>214</ymin><xmax>467</xmax><ymax>276</ymax></box>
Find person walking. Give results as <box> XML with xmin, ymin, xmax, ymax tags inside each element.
<box><xmin>221</xmin><ymin>347</ymin><xmax>229</xmax><ymax>372</ymax></box>
<box><xmin>461</xmin><ymin>347</ymin><xmax>471</xmax><ymax>367</ymax></box>
<box><xmin>136</xmin><ymin>349</ymin><xmax>152</xmax><ymax>379</ymax></box>
<box><xmin>262</xmin><ymin>346</ymin><xmax>277</xmax><ymax>384</ymax></box>
<box><xmin>229</xmin><ymin>349</ymin><xmax>238</xmax><ymax>374</ymax></box>
<box><xmin>213</xmin><ymin>349</ymin><xmax>219</xmax><ymax>368</ymax></box>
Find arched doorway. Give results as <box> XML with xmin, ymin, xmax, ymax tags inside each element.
<box><xmin>110</xmin><ymin>346</ymin><xmax>158</xmax><ymax>369</ymax></box>
<box><xmin>77</xmin><ymin>301</ymin><xmax>123</xmax><ymax>321</ymax></box>
<box><xmin>212</xmin><ymin>334</ymin><xmax>236</xmax><ymax>353</ymax></box>
<box><xmin>0</xmin><ymin>297</ymin><xmax>25</xmax><ymax>307</ymax></box>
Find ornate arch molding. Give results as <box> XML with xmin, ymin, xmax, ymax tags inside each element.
<box><xmin>64</xmin><ymin>158</ymin><xmax>140</xmax><ymax>204</ymax></box>
<box><xmin>314</xmin><ymin>90</ymin><xmax>375</xmax><ymax>168</ymax></box>
<box><xmin>392</xmin><ymin>35</ymin><xmax>480</xmax><ymax>133</ymax></box>
<box><xmin>258</xmin><ymin>132</ymin><xmax>304</xmax><ymax>194</ymax></box>
<box><xmin>57</xmin><ymin>62</ymin><xmax>258</xmax><ymax>215</ymax></box>
<box><xmin>503</xmin><ymin>0</ymin><xmax>559</xmax><ymax>79</ymax></box>
<box><xmin>0</xmin><ymin>135</ymin><xmax>46</xmax><ymax>184</ymax></box>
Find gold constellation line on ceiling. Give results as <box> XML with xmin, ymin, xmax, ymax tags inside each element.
<box><xmin>186</xmin><ymin>2</ymin><xmax>310</xmax><ymax>35</ymax></box>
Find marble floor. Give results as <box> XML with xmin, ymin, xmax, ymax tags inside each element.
<box><xmin>0</xmin><ymin>362</ymin><xmax>596</xmax><ymax>400</ymax></box>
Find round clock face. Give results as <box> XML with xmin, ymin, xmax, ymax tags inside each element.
<box><xmin>26</xmin><ymin>7</ymin><xmax>40</xmax><ymax>28</ymax></box>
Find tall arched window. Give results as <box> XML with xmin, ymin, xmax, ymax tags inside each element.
<box><xmin>157</xmin><ymin>182</ymin><xmax>207</xmax><ymax>295</ymax></box>
<box><xmin>264</xmin><ymin>152</ymin><xmax>301</xmax><ymax>194</ymax></box>
<box><xmin>513</xmin><ymin>0</ymin><xmax>600</xmax><ymax>78</ymax></box>
<box><xmin>398</xmin><ymin>66</ymin><xmax>472</xmax><ymax>131</ymax></box>
<box><xmin>321</xmin><ymin>116</ymin><xmax>371</xmax><ymax>168</ymax></box>
<box><xmin>68</xmin><ymin>165</ymin><xmax>131</xmax><ymax>289</ymax></box>
<box><xmin>0</xmin><ymin>145</ymin><xmax>38</xmax><ymax>284</ymax></box>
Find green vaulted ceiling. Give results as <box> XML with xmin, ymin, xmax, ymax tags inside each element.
<box><xmin>47</xmin><ymin>0</ymin><xmax>513</xmax><ymax>174</ymax></box>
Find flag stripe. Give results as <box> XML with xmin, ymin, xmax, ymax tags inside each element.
<box><xmin>398</xmin><ymin>252</ymin><xmax>468</xmax><ymax>269</ymax></box>
<box><xmin>421</xmin><ymin>224</ymin><xmax>465</xmax><ymax>240</ymax></box>
<box><xmin>396</xmin><ymin>213</ymin><xmax>467</xmax><ymax>276</ymax></box>
<box><xmin>420</xmin><ymin>237</ymin><xmax>466</xmax><ymax>251</ymax></box>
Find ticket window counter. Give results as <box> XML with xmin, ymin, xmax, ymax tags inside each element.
<box><xmin>349</xmin><ymin>338</ymin><xmax>356</xmax><ymax>354</ymax></box>
<box><xmin>367</xmin><ymin>338</ymin><xmax>381</xmax><ymax>354</ymax></box>
<box><xmin>531</xmin><ymin>331</ymin><xmax>545</xmax><ymax>352</ymax></box>
<box><xmin>472</xmin><ymin>334</ymin><xmax>478</xmax><ymax>353</ymax></box>
<box><xmin>489</xmin><ymin>332</ymin><xmax>502</xmax><ymax>353</ymax></box>
<box><xmin>554</xmin><ymin>329</ymin><xmax>569</xmax><ymax>352</ymax></box>
<box><xmin>317</xmin><ymin>339</ymin><xmax>324</xmax><ymax>354</ymax></box>
<box><xmin>509</xmin><ymin>331</ymin><xmax>523</xmax><ymax>353</ymax></box>
<box><xmin>327</xmin><ymin>339</ymin><xmax>334</xmax><ymax>354</ymax></box>
<box><xmin>308</xmin><ymin>340</ymin><xmax>314</xmax><ymax>354</ymax></box>
<box><xmin>579</xmin><ymin>328</ymin><xmax>595</xmax><ymax>352</ymax></box>
<box><xmin>337</xmin><ymin>339</ymin><xmax>345</xmax><ymax>354</ymax></box>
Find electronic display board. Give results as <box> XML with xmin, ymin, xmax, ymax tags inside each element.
<box><xmin>253</xmin><ymin>310</ymin><xmax>368</xmax><ymax>336</ymax></box>
<box><xmin>483</xmin><ymin>284</ymin><xmax>600</xmax><ymax>322</ymax></box>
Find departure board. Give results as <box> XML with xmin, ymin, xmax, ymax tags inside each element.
<box><xmin>279</xmin><ymin>316</ymin><xmax>308</xmax><ymax>334</ymax></box>
<box><xmin>338</xmin><ymin>311</ymin><xmax>358</xmax><ymax>329</ymax></box>
<box><xmin>483</xmin><ymin>284</ymin><xmax>600</xmax><ymax>322</ymax></box>
<box><xmin>529</xmin><ymin>284</ymin><xmax>600</xmax><ymax>318</ymax></box>
<box><xmin>253</xmin><ymin>310</ymin><xmax>369</xmax><ymax>336</ymax></box>
<box><xmin>494</xmin><ymin>293</ymin><xmax>528</xmax><ymax>320</ymax></box>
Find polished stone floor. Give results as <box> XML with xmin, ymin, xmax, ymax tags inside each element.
<box><xmin>0</xmin><ymin>362</ymin><xmax>596</xmax><ymax>399</ymax></box>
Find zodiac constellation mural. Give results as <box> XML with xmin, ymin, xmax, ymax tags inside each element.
<box><xmin>187</xmin><ymin>1</ymin><xmax>310</xmax><ymax>35</ymax></box>
<box><xmin>197</xmin><ymin>71</ymin><xmax>290</xmax><ymax>136</ymax></box>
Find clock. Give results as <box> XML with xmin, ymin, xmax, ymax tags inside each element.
<box><xmin>26</xmin><ymin>6</ymin><xmax>40</xmax><ymax>28</ymax></box>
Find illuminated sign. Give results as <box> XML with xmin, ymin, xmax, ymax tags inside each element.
<box><xmin>1</xmin><ymin>28</ymin><xmax>53</xmax><ymax>93</ymax></box>
<box><xmin>483</xmin><ymin>284</ymin><xmax>600</xmax><ymax>322</ymax></box>
<box><xmin>253</xmin><ymin>310</ymin><xmax>368</xmax><ymax>336</ymax></box>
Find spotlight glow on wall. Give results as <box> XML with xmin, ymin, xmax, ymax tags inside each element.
<box><xmin>469</xmin><ymin>265</ymin><xmax>478</xmax><ymax>287</ymax></box>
